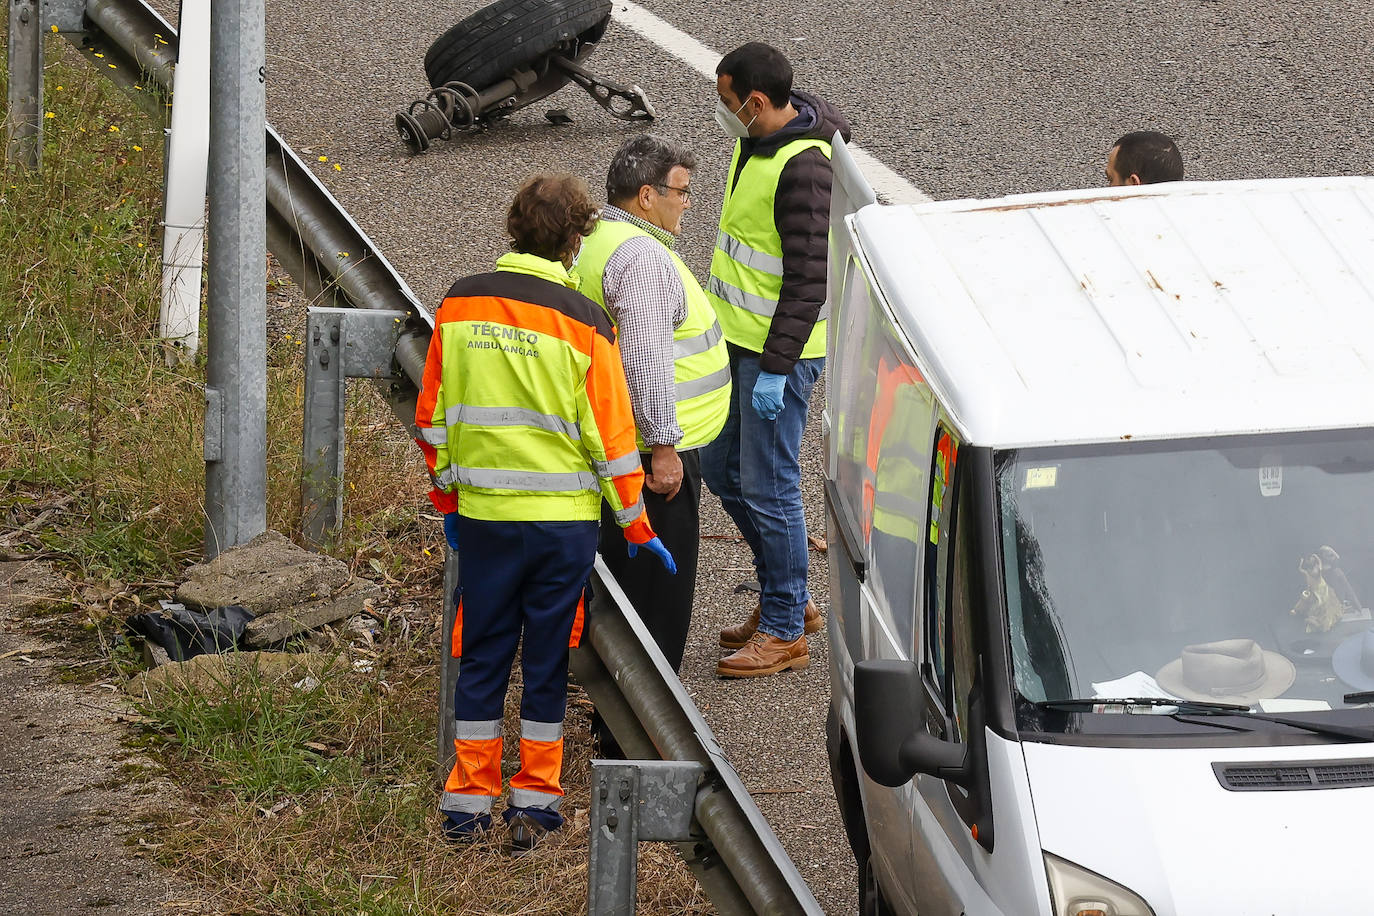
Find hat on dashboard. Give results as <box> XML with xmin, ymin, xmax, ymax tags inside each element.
<box><xmin>1155</xmin><ymin>638</ymin><xmax>1296</xmax><ymax>705</ymax></box>
<box><xmin>1331</xmin><ymin>627</ymin><xmax>1374</xmax><ymax>693</ymax></box>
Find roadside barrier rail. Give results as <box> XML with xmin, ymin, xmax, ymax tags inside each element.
<box><xmin>58</xmin><ymin>4</ymin><xmax>825</xmax><ymax>912</ymax></box>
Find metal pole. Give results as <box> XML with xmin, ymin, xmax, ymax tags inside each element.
<box><xmin>204</xmin><ymin>0</ymin><xmax>267</xmax><ymax>559</ymax></box>
<box><xmin>6</xmin><ymin>0</ymin><xmax>42</xmax><ymax>169</ymax></box>
<box><xmin>437</xmin><ymin>548</ymin><xmax>459</xmax><ymax>783</ymax></box>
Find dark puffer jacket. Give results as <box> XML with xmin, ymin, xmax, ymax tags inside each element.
<box><xmin>729</xmin><ymin>89</ymin><xmax>852</xmax><ymax>374</ymax></box>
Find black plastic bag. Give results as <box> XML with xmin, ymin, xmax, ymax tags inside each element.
<box><xmin>125</xmin><ymin>604</ymin><xmax>255</xmax><ymax>661</ymax></box>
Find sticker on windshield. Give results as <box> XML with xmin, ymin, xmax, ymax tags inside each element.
<box><xmin>1259</xmin><ymin>462</ymin><xmax>1282</xmax><ymax>497</ymax></box>
<box><xmin>1024</xmin><ymin>466</ymin><xmax>1058</xmax><ymax>490</ymax></box>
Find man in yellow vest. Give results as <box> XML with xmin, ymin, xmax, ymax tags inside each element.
<box><xmin>415</xmin><ymin>174</ymin><xmax>675</xmax><ymax>853</ymax></box>
<box><xmin>577</xmin><ymin>136</ymin><xmax>731</xmax><ymax>728</ymax></box>
<box><xmin>703</xmin><ymin>42</ymin><xmax>850</xmax><ymax>678</ymax></box>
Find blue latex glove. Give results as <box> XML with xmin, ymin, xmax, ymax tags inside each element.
<box><xmin>443</xmin><ymin>512</ymin><xmax>460</xmax><ymax>551</ymax></box>
<box><xmin>627</xmin><ymin>536</ymin><xmax>677</xmax><ymax>574</ymax></box>
<box><xmin>751</xmin><ymin>371</ymin><xmax>787</xmax><ymax>420</ymax></box>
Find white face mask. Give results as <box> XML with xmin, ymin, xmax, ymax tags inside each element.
<box><xmin>714</xmin><ymin>96</ymin><xmax>755</xmax><ymax>139</ymax></box>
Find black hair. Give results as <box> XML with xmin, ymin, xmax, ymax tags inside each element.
<box><xmin>1112</xmin><ymin>131</ymin><xmax>1184</xmax><ymax>184</ymax></box>
<box><xmin>716</xmin><ymin>41</ymin><xmax>793</xmax><ymax>108</ymax></box>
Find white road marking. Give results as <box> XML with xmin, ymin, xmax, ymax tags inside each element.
<box><xmin>611</xmin><ymin>0</ymin><xmax>933</xmax><ymax>205</ymax></box>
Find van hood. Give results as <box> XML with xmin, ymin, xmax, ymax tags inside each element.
<box><xmin>1022</xmin><ymin>740</ymin><xmax>1374</xmax><ymax>915</ymax></box>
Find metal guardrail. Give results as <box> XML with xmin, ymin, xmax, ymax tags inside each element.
<box><xmin>67</xmin><ymin>4</ymin><xmax>825</xmax><ymax>912</ymax></box>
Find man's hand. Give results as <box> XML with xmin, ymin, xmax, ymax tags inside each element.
<box><xmin>752</xmin><ymin>371</ymin><xmax>787</xmax><ymax>420</ymax></box>
<box><xmin>645</xmin><ymin>443</ymin><xmax>683</xmax><ymax>501</ymax></box>
<box><xmin>627</xmin><ymin>536</ymin><xmax>677</xmax><ymax>574</ymax></box>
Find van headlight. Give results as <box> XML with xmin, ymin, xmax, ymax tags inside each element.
<box><xmin>1044</xmin><ymin>851</ymin><xmax>1155</xmax><ymax>916</ymax></box>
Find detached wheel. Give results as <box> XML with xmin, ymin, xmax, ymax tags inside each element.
<box><xmin>424</xmin><ymin>0</ymin><xmax>613</xmax><ymax>90</ymax></box>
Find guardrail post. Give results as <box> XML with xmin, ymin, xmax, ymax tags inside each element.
<box><xmin>438</xmin><ymin>548</ymin><xmax>459</xmax><ymax>781</ymax></box>
<box><xmin>6</xmin><ymin>0</ymin><xmax>42</xmax><ymax>168</ymax></box>
<box><xmin>589</xmin><ymin>760</ymin><xmax>704</xmax><ymax>915</ymax></box>
<box><xmin>300</xmin><ymin>307</ymin><xmax>407</xmax><ymax>547</ymax></box>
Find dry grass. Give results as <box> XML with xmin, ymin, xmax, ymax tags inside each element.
<box><xmin>134</xmin><ymin>649</ymin><xmax>710</xmax><ymax>914</ymax></box>
<box><xmin>2</xmin><ymin>41</ymin><xmax>709</xmax><ymax>914</ymax></box>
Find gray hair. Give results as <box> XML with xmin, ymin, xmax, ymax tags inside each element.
<box><xmin>605</xmin><ymin>134</ymin><xmax>697</xmax><ymax>205</ymax></box>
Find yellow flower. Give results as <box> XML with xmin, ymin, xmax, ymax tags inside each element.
<box><xmin>94</xmin><ymin>52</ymin><xmax>104</xmax><ymax>58</ymax></box>
<box><xmin>55</xmin><ymin>86</ymin><xmax>63</xmax><ymax>91</ymax></box>
<box><xmin>50</xmin><ymin>24</ymin><xmax>58</xmax><ymax>32</ymax></box>
<box><xmin>108</xmin><ymin>125</ymin><xmax>119</xmax><ymax>132</ymax></box>
<box><xmin>318</xmin><ymin>155</ymin><xmax>328</xmax><ymax>162</ymax></box>
<box><xmin>108</xmin><ymin>63</ymin><xmax>117</xmax><ymax>69</ymax></box>
<box><xmin>45</xmin><ymin>112</ymin><xmax>55</xmax><ymax>119</ymax></box>
<box><xmin>338</xmin><ymin>251</ymin><xmax>350</xmax><ymax>258</ymax></box>
<box><xmin>132</xmin><ymin>145</ymin><xmax>143</xmax><ymax>152</ymax></box>
<box><xmin>137</xmin><ymin>242</ymin><xmax>145</xmax><ymax>248</ymax></box>
<box><xmin>333</xmin><ymin>163</ymin><xmax>341</xmax><ymax>171</ymax></box>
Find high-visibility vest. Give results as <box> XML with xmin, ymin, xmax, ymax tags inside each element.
<box><xmin>707</xmin><ymin>137</ymin><xmax>831</xmax><ymax>358</ymax></box>
<box><xmin>576</xmin><ymin>218</ymin><xmax>731</xmax><ymax>452</ymax></box>
<box><xmin>414</xmin><ymin>252</ymin><xmax>653</xmax><ymax>542</ymax></box>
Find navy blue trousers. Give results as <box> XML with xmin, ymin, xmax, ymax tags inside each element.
<box><xmin>451</xmin><ymin>516</ymin><xmax>599</xmax><ymax>724</ymax></box>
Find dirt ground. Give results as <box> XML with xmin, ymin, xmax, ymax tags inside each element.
<box><xmin>0</xmin><ymin>559</ymin><xmax>207</xmax><ymax>915</ymax></box>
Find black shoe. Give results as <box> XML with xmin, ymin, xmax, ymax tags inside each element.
<box><xmin>441</xmin><ymin>812</ymin><xmax>491</xmax><ymax>845</ymax></box>
<box><xmin>507</xmin><ymin>812</ymin><xmax>549</xmax><ymax>856</ymax></box>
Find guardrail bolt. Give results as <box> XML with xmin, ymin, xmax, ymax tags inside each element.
<box><xmin>606</xmin><ymin>812</ymin><xmax>618</xmax><ymax>830</ymax></box>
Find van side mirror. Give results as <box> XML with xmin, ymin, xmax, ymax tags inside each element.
<box><xmin>853</xmin><ymin>659</ymin><xmax>971</xmax><ymax>788</ymax></box>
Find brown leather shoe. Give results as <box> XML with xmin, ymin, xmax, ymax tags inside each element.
<box><xmin>716</xmin><ymin>632</ymin><xmax>810</xmax><ymax>678</ymax></box>
<box><xmin>719</xmin><ymin>600</ymin><xmax>823</xmax><ymax>649</ymax></box>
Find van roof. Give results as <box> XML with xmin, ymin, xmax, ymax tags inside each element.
<box><xmin>850</xmin><ymin>176</ymin><xmax>1374</xmax><ymax>449</ymax></box>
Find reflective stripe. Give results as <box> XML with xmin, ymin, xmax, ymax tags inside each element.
<box><xmin>454</xmin><ymin>719</ymin><xmax>502</xmax><ymax>741</ymax></box>
<box><xmin>440</xmin><ymin>791</ymin><xmax>495</xmax><ymax>813</ymax></box>
<box><xmin>613</xmin><ymin>496</ymin><xmax>645</xmax><ymax>526</ymax></box>
<box><xmin>676</xmin><ymin>364</ymin><xmax>731</xmax><ymax>402</ymax></box>
<box><xmin>454</xmin><ymin>466</ymin><xmax>600</xmax><ymax>493</ymax></box>
<box><xmin>716</xmin><ymin>229</ymin><xmax>784</xmax><ymax>276</ymax></box>
<box><xmin>594</xmin><ymin>452</ymin><xmax>643</xmax><ymax>478</ymax></box>
<box><xmin>708</xmin><ymin>275</ymin><xmax>778</xmax><ymax>318</ymax></box>
<box><xmin>509</xmin><ymin>787</ymin><xmax>563</xmax><ymax>811</ymax></box>
<box><xmin>520</xmin><ymin>719</ymin><xmax>564</xmax><ymax>743</ymax></box>
<box><xmin>444</xmin><ymin>403</ymin><xmax>580</xmax><ymax>440</ymax></box>
<box><xmin>673</xmin><ymin>320</ymin><xmax>723</xmax><ymax>360</ymax></box>
<box><xmin>436</xmin><ymin>465</ymin><xmax>461</xmax><ymax>489</ymax></box>
<box><xmin>418</xmin><ymin>425</ymin><xmax>447</xmax><ymax>446</ymax></box>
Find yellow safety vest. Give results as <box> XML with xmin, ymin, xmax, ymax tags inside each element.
<box><xmin>707</xmin><ymin>137</ymin><xmax>830</xmax><ymax>358</ymax></box>
<box><xmin>415</xmin><ymin>252</ymin><xmax>649</xmax><ymax>532</ymax></box>
<box><xmin>577</xmin><ymin>218</ymin><xmax>731</xmax><ymax>452</ymax></box>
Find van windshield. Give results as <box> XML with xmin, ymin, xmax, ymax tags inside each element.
<box><xmin>998</xmin><ymin>430</ymin><xmax>1374</xmax><ymax>732</ymax></box>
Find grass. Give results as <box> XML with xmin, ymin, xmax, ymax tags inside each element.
<box><xmin>2</xmin><ymin>40</ymin><xmax>709</xmax><ymax>914</ymax></box>
<box><xmin>132</xmin><ymin>654</ymin><xmax>708</xmax><ymax>914</ymax></box>
<box><xmin>0</xmin><ymin>38</ymin><xmax>428</xmax><ymax>584</ymax></box>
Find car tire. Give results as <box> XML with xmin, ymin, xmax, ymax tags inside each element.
<box><xmin>423</xmin><ymin>0</ymin><xmax>613</xmax><ymax>90</ymax></box>
<box><xmin>860</xmin><ymin>850</ymin><xmax>897</xmax><ymax>916</ymax></box>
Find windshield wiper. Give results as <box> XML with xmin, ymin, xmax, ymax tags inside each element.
<box><xmin>1175</xmin><ymin>709</ymin><xmax>1374</xmax><ymax>742</ymax></box>
<box><xmin>1037</xmin><ymin>698</ymin><xmax>1374</xmax><ymax>741</ymax></box>
<box><xmin>1035</xmin><ymin>697</ymin><xmax>1250</xmax><ymax>714</ymax></box>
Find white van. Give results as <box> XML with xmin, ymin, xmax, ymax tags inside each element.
<box><xmin>821</xmin><ymin>146</ymin><xmax>1374</xmax><ymax>916</ymax></box>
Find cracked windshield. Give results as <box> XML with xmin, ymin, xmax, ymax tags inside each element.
<box><xmin>1000</xmin><ymin>430</ymin><xmax>1374</xmax><ymax>725</ymax></box>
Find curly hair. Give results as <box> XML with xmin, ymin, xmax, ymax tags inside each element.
<box><xmin>506</xmin><ymin>173</ymin><xmax>599</xmax><ymax>262</ymax></box>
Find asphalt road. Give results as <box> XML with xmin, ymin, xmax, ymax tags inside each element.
<box><xmin>250</xmin><ymin>2</ymin><xmax>1374</xmax><ymax>912</ymax></box>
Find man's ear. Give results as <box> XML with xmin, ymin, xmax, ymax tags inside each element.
<box><xmin>638</xmin><ymin>183</ymin><xmax>656</xmax><ymax>210</ymax></box>
<box><xmin>1126</xmin><ymin>174</ymin><xmax>1143</xmax><ymax>186</ymax></box>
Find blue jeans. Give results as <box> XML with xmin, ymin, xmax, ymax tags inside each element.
<box><xmin>702</xmin><ymin>346</ymin><xmax>824</xmax><ymax>641</ymax></box>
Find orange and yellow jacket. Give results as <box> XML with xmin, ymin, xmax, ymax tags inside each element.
<box><xmin>415</xmin><ymin>253</ymin><xmax>655</xmax><ymax>544</ymax></box>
